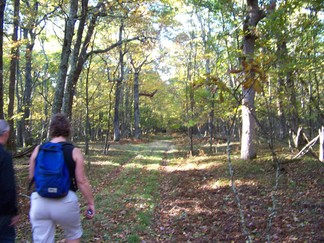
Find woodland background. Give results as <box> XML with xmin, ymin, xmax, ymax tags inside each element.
<box><xmin>0</xmin><ymin>0</ymin><xmax>322</xmax><ymax>158</ymax></box>
<box><xmin>1</xmin><ymin>0</ymin><xmax>323</xmax><ymax>242</ymax></box>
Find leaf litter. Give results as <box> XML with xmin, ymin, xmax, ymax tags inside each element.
<box><xmin>13</xmin><ymin>137</ymin><xmax>323</xmax><ymax>242</ymax></box>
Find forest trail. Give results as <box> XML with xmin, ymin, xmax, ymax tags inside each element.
<box><xmin>103</xmin><ymin>138</ymin><xmax>247</xmax><ymax>242</ymax></box>
<box><xmin>15</xmin><ymin>137</ymin><xmax>323</xmax><ymax>242</ymax></box>
<box><xmin>131</xmin><ymin>138</ymin><xmax>323</xmax><ymax>242</ymax></box>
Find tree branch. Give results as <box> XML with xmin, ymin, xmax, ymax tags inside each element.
<box><xmin>86</xmin><ymin>36</ymin><xmax>156</xmax><ymax>59</ymax></box>
<box><xmin>139</xmin><ymin>89</ymin><xmax>158</xmax><ymax>98</ymax></box>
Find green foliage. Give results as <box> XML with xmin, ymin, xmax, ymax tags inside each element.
<box><xmin>0</xmin><ymin>0</ymin><xmax>322</xmax><ymax>147</ymax></box>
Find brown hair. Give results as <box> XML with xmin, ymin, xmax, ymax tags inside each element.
<box><xmin>49</xmin><ymin>113</ymin><xmax>71</xmax><ymax>138</ymax></box>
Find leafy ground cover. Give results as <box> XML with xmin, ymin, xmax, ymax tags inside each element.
<box><xmin>14</xmin><ymin>134</ymin><xmax>323</xmax><ymax>242</ymax></box>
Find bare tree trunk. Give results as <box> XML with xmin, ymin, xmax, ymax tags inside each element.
<box><xmin>84</xmin><ymin>42</ymin><xmax>94</xmax><ymax>155</ymax></box>
<box><xmin>240</xmin><ymin>0</ymin><xmax>265</xmax><ymax>160</ymax></box>
<box><xmin>276</xmin><ymin>41</ymin><xmax>288</xmax><ymax>139</ymax></box>
<box><xmin>63</xmin><ymin>0</ymin><xmax>95</xmax><ymax>119</ymax></box>
<box><xmin>124</xmin><ymin>81</ymin><xmax>131</xmax><ymax>138</ymax></box>
<box><xmin>133</xmin><ymin>72</ymin><xmax>141</xmax><ymax>139</ymax></box>
<box><xmin>197</xmin><ymin>9</ymin><xmax>215</xmax><ymax>153</ymax></box>
<box><xmin>320</xmin><ymin>127</ymin><xmax>324</xmax><ymax>162</ymax></box>
<box><xmin>188</xmin><ymin>31</ymin><xmax>197</xmax><ymax>156</ymax></box>
<box><xmin>104</xmin><ymin>77</ymin><xmax>115</xmax><ymax>154</ymax></box>
<box><xmin>113</xmin><ymin>22</ymin><xmax>125</xmax><ymax>141</ymax></box>
<box><xmin>241</xmin><ymin>87</ymin><xmax>256</xmax><ymax>159</ymax></box>
<box><xmin>130</xmin><ymin>54</ymin><xmax>149</xmax><ymax>139</ymax></box>
<box><xmin>85</xmin><ymin>72</ymin><xmax>90</xmax><ymax>155</ymax></box>
<box><xmin>0</xmin><ymin>0</ymin><xmax>5</xmax><ymax>119</ymax></box>
<box><xmin>22</xmin><ymin>27</ymin><xmax>36</xmax><ymax>145</ymax></box>
<box><xmin>39</xmin><ymin>40</ymin><xmax>50</xmax><ymax>142</ymax></box>
<box><xmin>52</xmin><ymin>0</ymin><xmax>78</xmax><ymax>115</ymax></box>
<box><xmin>7</xmin><ymin>0</ymin><xmax>19</xmax><ymax>151</ymax></box>
<box><xmin>16</xmin><ymin>42</ymin><xmax>22</xmax><ymax>147</ymax></box>
<box><xmin>287</xmin><ymin>70</ymin><xmax>299</xmax><ymax>138</ymax></box>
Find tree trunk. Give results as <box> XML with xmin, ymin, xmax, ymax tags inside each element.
<box><xmin>84</xmin><ymin>37</ymin><xmax>94</xmax><ymax>155</ymax></box>
<box><xmin>241</xmin><ymin>88</ymin><xmax>256</xmax><ymax>159</ymax></box>
<box><xmin>276</xmin><ymin>41</ymin><xmax>288</xmax><ymax>139</ymax></box>
<box><xmin>134</xmin><ymin>72</ymin><xmax>141</xmax><ymax>139</ymax></box>
<box><xmin>114</xmin><ymin>79</ymin><xmax>122</xmax><ymax>141</ymax></box>
<box><xmin>0</xmin><ymin>0</ymin><xmax>6</xmax><ymax>119</ymax></box>
<box><xmin>39</xmin><ymin>40</ymin><xmax>50</xmax><ymax>142</ymax></box>
<box><xmin>124</xmin><ymin>81</ymin><xmax>131</xmax><ymax>138</ymax></box>
<box><xmin>7</xmin><ymin>0</ymin><xmax>19</xmax><ymax>151</ymax></box>
<box><xmin>320</xmin><ymin>127</ymin><xmax>324</xmax><ymax>162</ymax></box>
<box><xmin>113</xmin><ymin>22</ymin><xmax>125</xmax><ymax>141</ymax></box>
<box><xmin>240</xmin><ymin>0</ymin><xmax>265</xmax><ymax>160</ymax></box>
<box><xmin>85</xmin><ymin>63</ymin><xmax>90</xmax><ymax>155</ymax></box>
<box><xmin>104</xmin><ymin>81</ymin><xmax>115</xmax><ymax>154</ymax></box>
<box><xmin>22</xmin><ymin>27</ymin><xmax>35</xmax><ymax>146</ymax></box>
<box><xmin>197</xmin><ymin>9</ymin><xmax>215</xmax><ymax>152</ymax></box>
<box><xmin>52</xmin><ymin>0</ymin><xmax>78</xmax><ymax>115</ymax></box>
<box><xmin>188</xmin><ymin>31</ymin><xmax>196</xmax><ymax>156</ymax></box>
<box><xmin>63</xmin><ymin>0</ymin><xmax>90</xmax><ymax>119</ymax></box>
<box><xmin>129</xmin><ymin>54</ymin><xmax>149</xmax><ymax>139</ymax></box>
<box><xmin>287</xmin><ymin>70</ymin><xmax>299</xmax><ymax>137</ymax></box>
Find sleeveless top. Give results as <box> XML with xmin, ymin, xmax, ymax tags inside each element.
<box><xmin>60</xmin><ymin>142</ymin><xmax>78</xmax><ymax>192</ymax></box>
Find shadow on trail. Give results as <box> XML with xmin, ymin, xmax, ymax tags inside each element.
<box><xmin>14</xmin><ymin>138</ymin><xmax>324</xmax><ymax>242</ymax></box>
<box><xmin>147</xmin><ymin>140</ymin><xmax>323</xmax><ymax>242</ymax></box>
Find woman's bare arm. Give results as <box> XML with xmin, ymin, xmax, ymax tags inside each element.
<box><xmin>29</xmin><ymin>145</ymin><xmax>39</xmax><ymax>180</ymax></box>
<box><xmin>73</xmin><ymin>147</ymin><xmax>95</xmax><ymax>218</ymax></box>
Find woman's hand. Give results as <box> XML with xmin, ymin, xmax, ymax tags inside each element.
<box><xmin>9</xmin><ymin>215</ymin><xmax>20</xmax><ymax>226</ymax></box>
<box><xmin>85</xmin><ymin>205</ymin><xmax>95</xmax><ymax>219</ymax></box>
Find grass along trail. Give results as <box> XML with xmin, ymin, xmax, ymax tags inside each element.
<box><xmin>82</xmin><ymin>139</ymin><xmax>176</xmax><ymax>242</ymax></box>
<box><xmin>14</xmin><ymin>136</ymin><xmax>324</xmax><ymax>242</ymax></box>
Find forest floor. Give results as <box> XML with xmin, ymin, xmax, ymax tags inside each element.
<box><xmin>14</xmin><ymin>134</ymin><xmax>323</xmax><ymax>242</ymax></box>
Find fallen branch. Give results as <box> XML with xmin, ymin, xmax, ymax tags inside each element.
<box><xmin>13</xmin><ymin>144</ymin><xmax>37</xmax><ymax>158</ymax></box>
<box><xmin>292</xmin><ymin>135</ymin><xmax>319</xmax><ymax>160</ymax></box>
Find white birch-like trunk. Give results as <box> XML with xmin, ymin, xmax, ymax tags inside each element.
<box><xmin>241</xmin><ymin>88</ymin><xmax>256</xmax><ymax>159</ymax></box>
<box><xmin>320</xmin><ymin>127</ymin><xmax>324</xmax><ymax>162</ymax></box>
<box><xmin>240</xmin><ymin>0</ymin><xmax>265</xmax><ymax>160</ymax></box>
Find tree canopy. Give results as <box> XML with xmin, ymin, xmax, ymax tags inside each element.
<box><xmin>0</xmin><ymin>0</ymin><xmax>322</xmax><ymax>157</ymax></box>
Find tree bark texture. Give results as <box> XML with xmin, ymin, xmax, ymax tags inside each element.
<box><xmin>0</xmin><ymin>0</ymin><xmax>5</xmax><ymax>119</ymax></box>
<box><xmin>7</xmin><ymin>0</ymin><xmax>19</xmax><ymax>151</ymax></box>
<box><xmin>134</xmin><ymin>72</ymin><xmax>141</xmax><ymax>139</ymax></box>
<box><xmin>52</xmin><ymin>0</ymin><xmax>78</xmax><ymax>115</ymax></box>
<box><xmin>63</xmin><ymin>0</ymin><xmax>93</xmax><ymax>119</ymax></box>
<box><xmin>320</xmin><ymin>127</ymin><xmax>324</xmax><ymax>162</ymax></box>
<box><xmin>240</xmin><ymin>0</ymin><xmax>265</xmax><ymax>160</ymax></box>
<box><xmin>113</xmin><ymin>22</ymin><xmax>125</xmax><ymax>141</ymax></box>
<box><xmin>124</xmin><ymin>82</ymin><xmax>131</xmax><ymax>138</ymax></box>
<box><xmin>22</xmin><ymin>27</ymin><xmax>35</xmax><ymax>146</ymax></box>
<box><xmin>276</xmin><ymin>41</ymin><xmax>288</xmax><ymax>139</ymax></box>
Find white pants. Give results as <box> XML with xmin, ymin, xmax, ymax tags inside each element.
<box><xmin>29</xmin><ymin>191</ymin><xmax>83</xmax><ymax>243</ymax></box>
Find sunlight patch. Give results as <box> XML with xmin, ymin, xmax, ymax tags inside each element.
<box><xmin>200</xmin><ymin>179</ymin><xmax>230</xmax><ymax>190</ymax></box>
<box><xmin>91</xmin><ymin>161</ymin><xmax>120</xmax><ymax>166</ymax></box>
<box><xmin>234</xmin><ymin>179</ymin><xmax>257</xmax><ymax>186</ymax></box>
<box><xmin>166</xmin><ymin>148</ymin><xmax>179</xmax><ymax>154</ymax></box>
<box><xmin>124</xmin><ymin>163</ymin><xmax>160</xmax><ymax>171</ymax></box>
<box><xmin>163</xmin><ymin>159</ymin><xmax>222</xmax><ymax>172</ymax></box>
<box><xmin>168</xmin><ymin>199</ymin><xmax>211</xmax><ymax>217</ymax></box>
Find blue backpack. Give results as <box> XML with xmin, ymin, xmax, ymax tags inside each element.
<box><xmin>34</xmin><ymin>142</ymin><xmax>70</xmax><ymax>198</ymax></box>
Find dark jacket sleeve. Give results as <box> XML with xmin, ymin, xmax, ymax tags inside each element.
<box><xmin>0</xmin><ymin>146</ymin><xmax>18</xmax><ymax>216</ymax></box>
